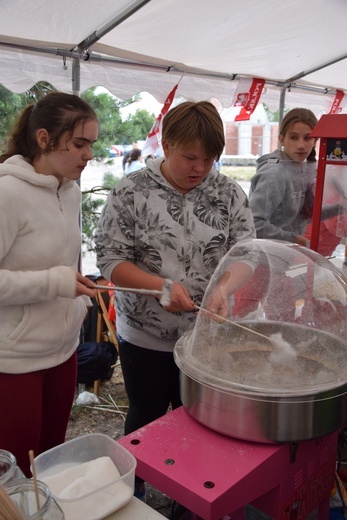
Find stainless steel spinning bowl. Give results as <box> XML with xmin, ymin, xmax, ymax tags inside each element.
<box><xmin>175</xmin><ymin>323</ymin><xmax>347</xmax><ymax>443</ymax></box>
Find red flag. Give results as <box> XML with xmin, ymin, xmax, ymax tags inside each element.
<box><xmin>232</xmin><ymin>78</ymin><xmax>265</xmax><ymax>121</ymax></box>
<box><xmin>329</xmin><ymin>89</ymin><xmax>344</xmax><ymax>114</ymax></box>
<box><xmin>142</xmin><ymin>84</ymin><xmax>178</xmax><ymax>157</ymax></box>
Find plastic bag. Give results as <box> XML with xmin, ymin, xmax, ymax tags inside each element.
<box><xmin>75</xmin><ymin>391</ymin><xmax>99</xmax><ymax>406</ymax></box>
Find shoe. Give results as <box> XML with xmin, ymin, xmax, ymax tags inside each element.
<box><xmin>134</xmin><ymin>481</ymin><xmax>147</xmax><ymax>503</ymax></box>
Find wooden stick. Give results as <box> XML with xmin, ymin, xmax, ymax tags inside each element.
<box><xmin>0</xmin><ymin>482</ymin><xmax>23</xmax><ymax>520</ymax></box>
<box><xmin>194</xmin><ymin>305</ymin><xmax>273</xmax><ymax>343</ymax></box>
<box><xmin>107</xmin><ymin>392</ymin><xmax>126</xmax><ymax>420</ymax></box>
<box><xmin>95</xmin><ymin>292</ymin><xmax>118</xmax><ymax>347</ymax></box>
<box><xmin>95</xmin><ymin>285</ymin><xmax>162</xmax><ymax>296</ymax></box>
<box><xmin>28</xmin><ymin>451</ymin><xmax>40</xmax><ymax>512</ymax></box>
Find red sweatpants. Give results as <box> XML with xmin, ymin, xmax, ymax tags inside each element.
<box><xmin>0</xmin><ymin>353</ymin><xmax>77</xmax><ymax>477</ymax></box>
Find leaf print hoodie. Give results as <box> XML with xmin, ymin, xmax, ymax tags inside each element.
<box><xmin>95</xmin><ymin>157</ymin><xmax>255</xmax><ymax>352</ymax></box>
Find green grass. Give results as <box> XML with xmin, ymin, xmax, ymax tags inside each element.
<box><xmin>221</xmin><ymin>165</ymin><xmax>255</xmax><ymax>181</ymax></box>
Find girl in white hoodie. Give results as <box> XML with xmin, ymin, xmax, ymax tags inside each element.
<box><xmin>0</xmin><ymin>92</ymin><xmax>98</xmax><ymax>476</ymax></box>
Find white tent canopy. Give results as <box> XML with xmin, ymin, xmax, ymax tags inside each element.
<box><xmin>1</xmin><ymin>0</ymin><xmax>347</xmax><ymax>114</ymax></box>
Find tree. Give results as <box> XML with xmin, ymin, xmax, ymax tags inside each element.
<box><xmin>81</xmin><ymin>171</ymin><xmax>119</xmax><ymax>251</ymax></box>
<box><xmin>0</xmin><ymin>83</ymin><xmax>155</xmax><ymax>159</ymax></box>
<box><xmin>0</xmin><ymin>83</ymin><xmax>139</xmax><ymax>160</ymax></box>
<box><xmin>262</xmin><ymin>103</ymin><xmax>290</xmax><ymax>122</ymax></box>
<box><xmin>81</xmin><ymin>89</ymin><xmax>155</xmax><ymax>158</ymax></box>
<box><xmin>124</xmin><ymin>109</ymin><xmax>156</xmax><ymax>142</ymax></box>
<box><xmin>0</xmin><ymin>81</ymin><xmax>54</xmax><ymax>153</ymax></box>
<box><xmin>81</xmin><ymin>191</ymin><xmax>106</xmax><ymax>252</ymax></box>
<box><xmin>81</xmin><ymin>88</ymin><xmax>135</xmax><ymax>160</ymax></box>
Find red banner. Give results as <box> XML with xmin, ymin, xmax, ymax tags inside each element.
<box><xmin>232</xmin><ymin>78</ymin><xmax>265</xmax><ymax>121</ymax></box>
<box><xmin>329</xmin><ymin>89</ymin><xmax>344</xmax><ymax>114</ymax></box>
<box><xmin>142</xmin><ymin>84</ymin><xmax>178</xmax><ymax>157</ymax></box>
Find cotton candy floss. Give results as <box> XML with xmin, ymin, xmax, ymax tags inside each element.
<box><xmin>269</xmin><ymin>333</ymin><xmax>297</xmax><ymax>364</ymax></box>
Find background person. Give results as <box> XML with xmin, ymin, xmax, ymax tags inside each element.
<box><xmin>249</xmin><ymin>107</ymin><xmax>343</xmax><ymax>246</ymax></box>
<box><xmin>125</xmin><ymin>147</ymin><xmax>143</xmax><ymax>174</ymax></box>
<box><xmin>0</xmin><ymin>91</ymin><xmax>98</xmax><ymax>476</ymax></box>
<box><xmin>95</xmin><ymin>100</ymin><xmax>255</xmax><ymax>499</ymax></box>
<box><xmin>247</xmin><ymin>108</ymin><xmax>347</xmax><ymax>322</ymax></box>
<box><xmin>122</xmin><ymin>141</ymin><xmax>138</xmax><ymax>171</ymax></box>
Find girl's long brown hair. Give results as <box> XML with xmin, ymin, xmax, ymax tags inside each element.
<box><xmin>0</xmin><ymin>91</ymin><xmax>97</xmax><ymax>163</ymax></box>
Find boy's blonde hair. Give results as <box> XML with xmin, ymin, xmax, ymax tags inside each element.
<box><xmin>162</xmin><ymin>101</ymin><xmax>225</xmax><ymax>160</ymax></box>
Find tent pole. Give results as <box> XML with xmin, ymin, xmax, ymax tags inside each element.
<box><xmin>276</xmin><ymin>86</ymin><xmax>287</xmax><ymax>146</ymax></box>
<box><xmin>71</xmin><ymin>53</ymin><xmax>83</xmax><ymax>275</ymax></box>
<box><xmin>76</xmin><ymin>0</ymin><xmax>152</xmax><ymax>53</ymax></box>
<box><xmin>278</xmin><ymin>87</ymin><xmax>286</xmax><ymax>127</ymax></box>
<box><xmin>0</xmin><ymin>41</ymin><xmax>340</xmax><ymax>99</ymax></box>
<box><xmin>72</xmin><ymin>55</ymin><xmax>81</xmax><ymax>96</ymax></box>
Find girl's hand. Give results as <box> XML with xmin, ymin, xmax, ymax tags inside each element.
<box><xmin>76</xmin><ymin>272</ymin><xmax>98</xmax><ymax>297</ymax></box>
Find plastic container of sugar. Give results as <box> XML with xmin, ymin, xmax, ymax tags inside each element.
<box><xmin>33</xmin><ymin>434</ymin><xmax>136</xmax><ymax>520</ymax></box>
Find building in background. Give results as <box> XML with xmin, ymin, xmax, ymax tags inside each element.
<box><xmin>221</xmin><ymin>104</ymin><xmax>279</xmax><ymax>165</ymax></box>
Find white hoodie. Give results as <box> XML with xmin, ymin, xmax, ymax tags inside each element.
<box><xmin>0</xmin><ymin>155</ymin><xmax>88</xmax><ymax>373</ymax></box>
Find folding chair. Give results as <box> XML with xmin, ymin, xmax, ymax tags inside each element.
<box><xmin>93</xmin><ymin>287</ymin><xmax>118</xmax><ymax>395</ymax></box>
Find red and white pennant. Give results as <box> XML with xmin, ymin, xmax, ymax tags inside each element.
<box><xmin>142</xmin><ymin>84</ymin><xmax>178</xmax><ymax>157</ymax></box>
<box><xmin>328</xmin><ymin>89</ymin><xmax>345</xmax><ymax>114</ymax></box>
<box><xmin>231</xmin><ymin>77</ymin><xmax>265</xmax><ymax>121</ymax></box>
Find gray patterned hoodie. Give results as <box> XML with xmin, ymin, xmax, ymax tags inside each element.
<box><xmin>95</xmin><ymin>158</ymin><xmax>255</xmax><ymax>352</ymax></box>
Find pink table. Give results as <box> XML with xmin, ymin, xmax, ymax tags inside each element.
<box><xmin>119</xmin><ymin>406</ymin><xmax>338</xmax><ymax>520</ymax></box>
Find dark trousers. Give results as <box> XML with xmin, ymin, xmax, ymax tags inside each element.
<box><xmin>118</xmin><ymin>336</ymin><xmax>182</xmax><ymax>436</ymax></box>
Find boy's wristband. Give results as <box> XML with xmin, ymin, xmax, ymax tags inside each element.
<box><xmin>160</xmin><ymin>279</ymin><xmax>173</xmax><ymax>306</ymax></box>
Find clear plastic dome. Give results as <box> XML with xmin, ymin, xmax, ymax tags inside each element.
<box><xmin>175</xmin><ymin>239</ymin><xmax>347</xmax><ymax>396</ymax></box>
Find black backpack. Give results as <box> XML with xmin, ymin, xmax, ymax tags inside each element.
<box><xmin>77</xmin><ymin>275</ymin><xmax>118</xmax><ymax>386</ymax></box>
<box><xmin>77</xmin><ymin>340</ymin><xmax>117</xmax><ymax>386</ymax></box>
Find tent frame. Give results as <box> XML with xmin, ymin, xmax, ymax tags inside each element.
<box><xmin>1</xmin><ymin>0</ymin><xmax>346</xmax><ymax>121</ymax></box>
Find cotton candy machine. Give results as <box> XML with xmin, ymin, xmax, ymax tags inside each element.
<box><xmin>174</xmin><ymin>239</ymin><xmax>347</xmax><ymax>443</ymax></box>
